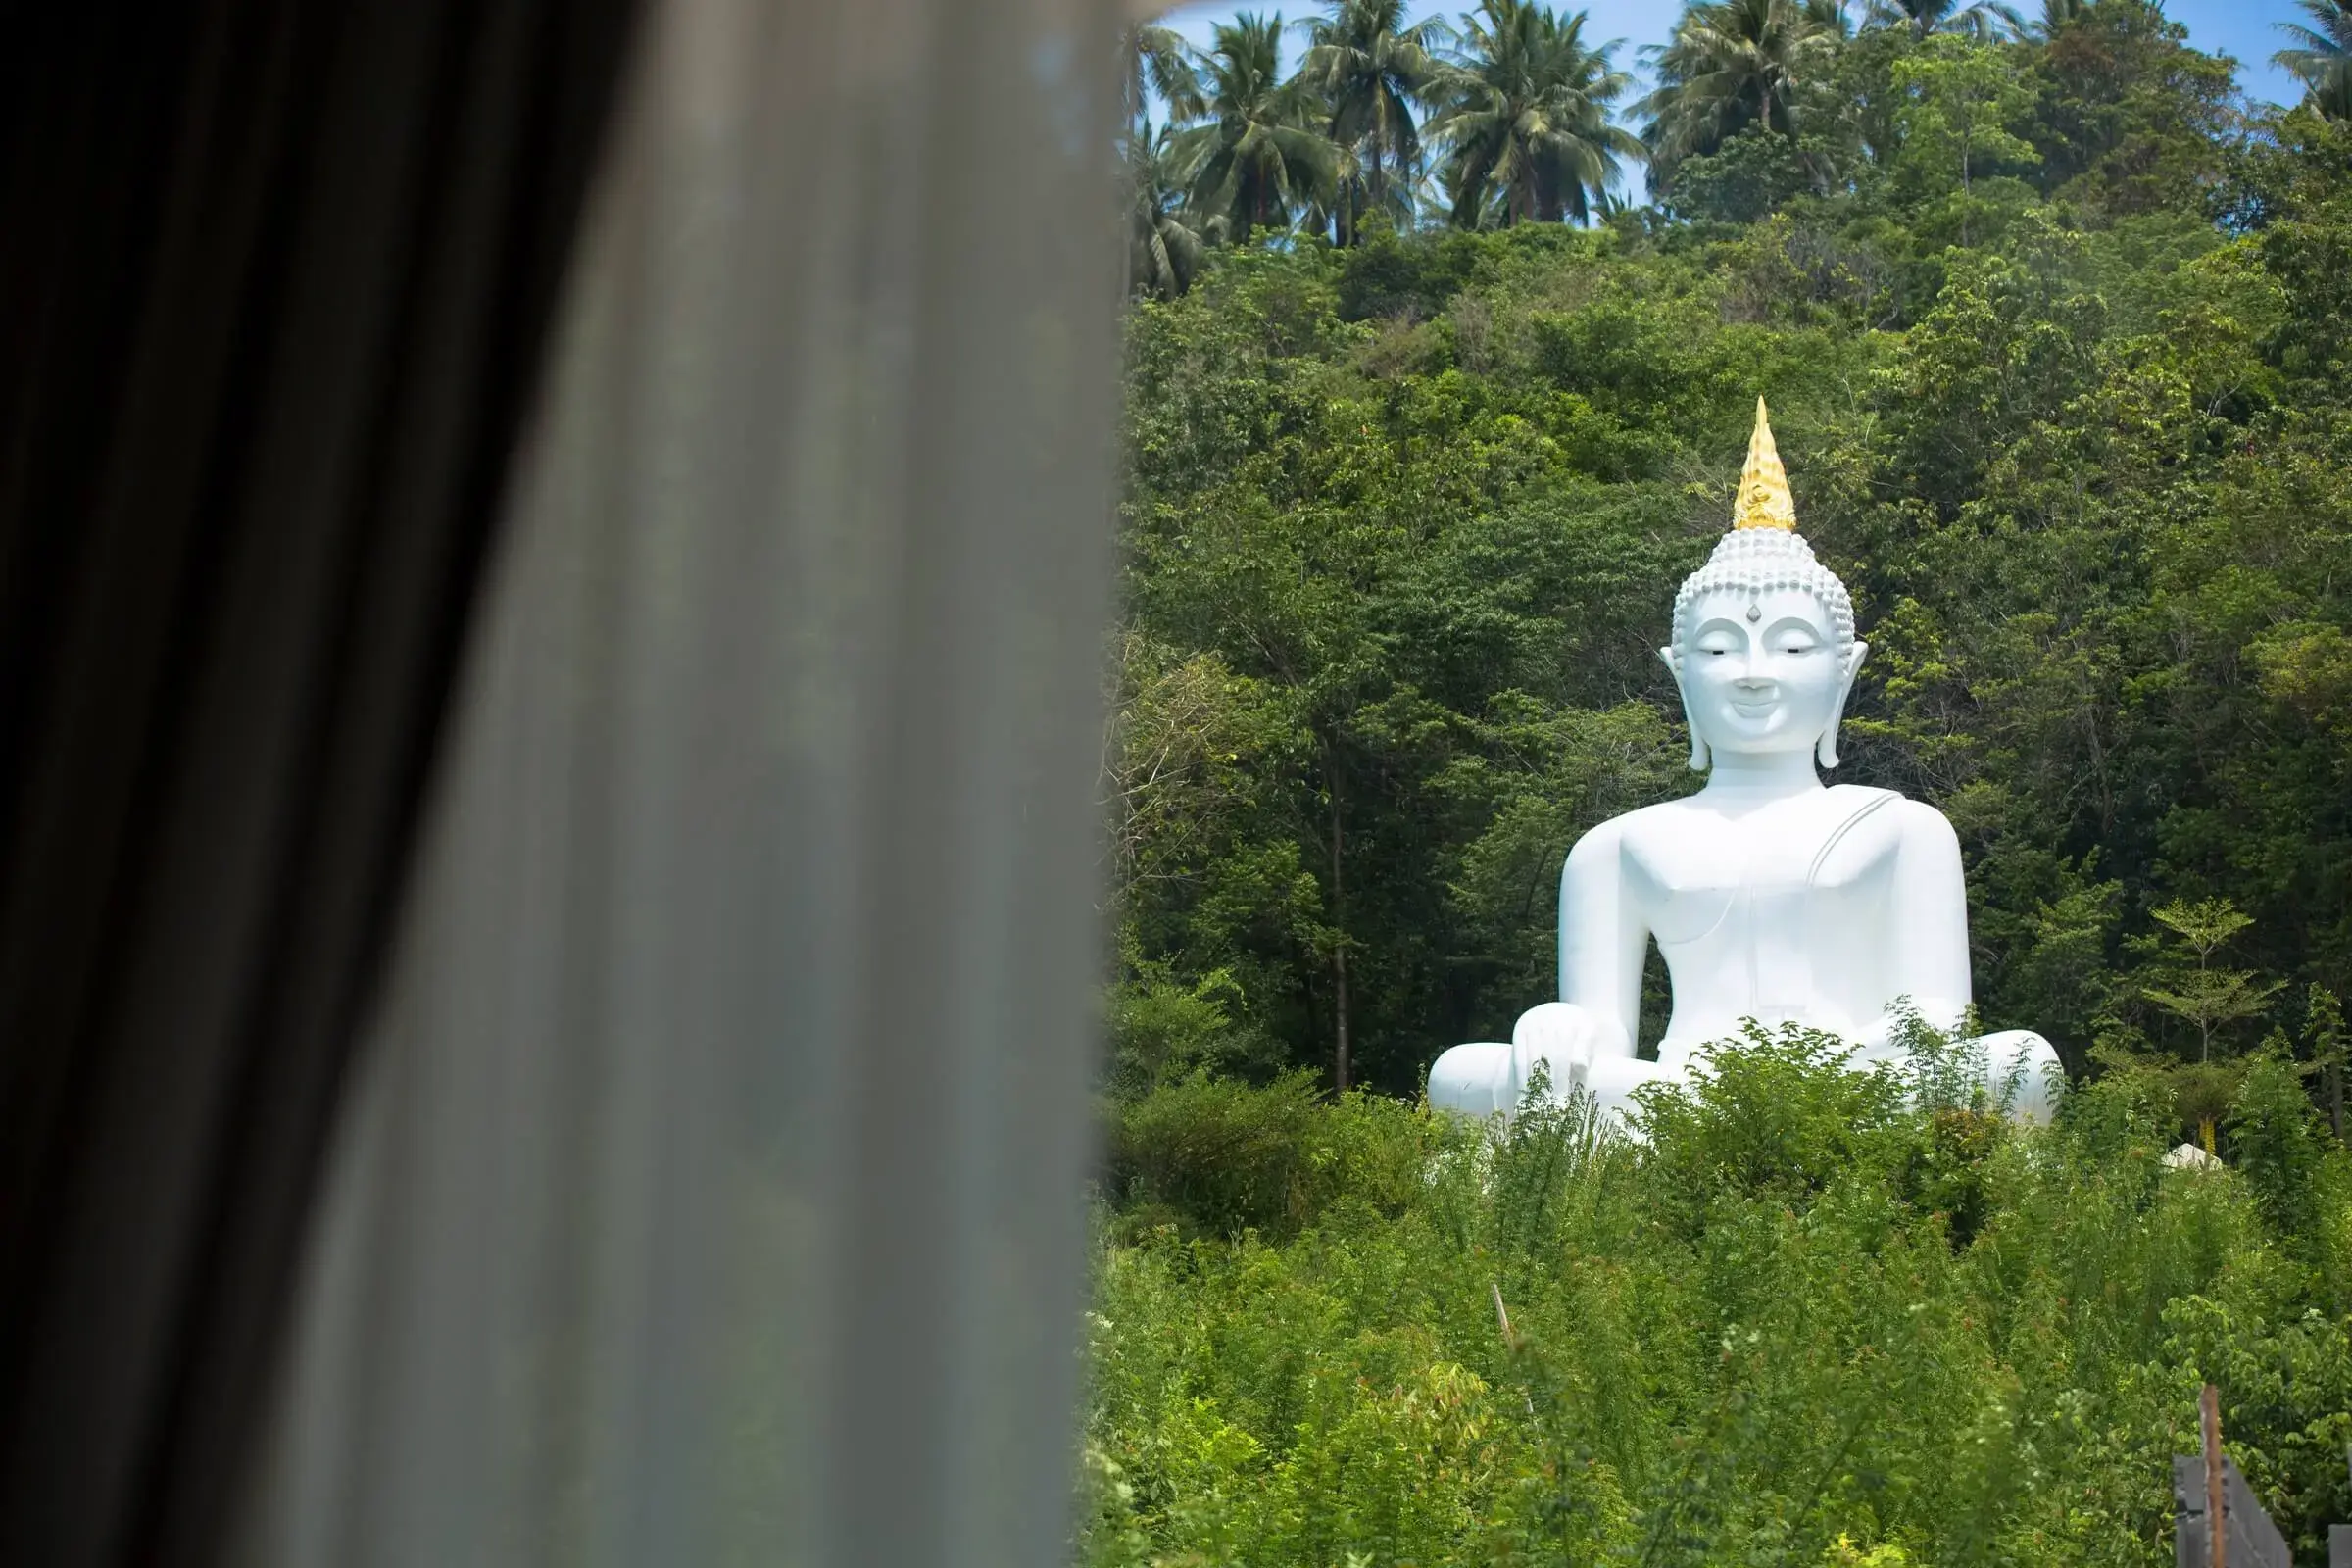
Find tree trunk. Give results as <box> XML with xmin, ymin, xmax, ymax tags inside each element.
<box><xmin>1960</xmin><ymin>119</ymin><xmax>1973</xmax><ymax>248</ymax></box>
<box><xmin>1328</xmin><ymin>769</ymin><xmax>1350</xmax><ymax>1093</ymax></box>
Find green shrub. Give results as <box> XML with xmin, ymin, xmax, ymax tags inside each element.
<box><xmin>1105</xmin><ymin>1072</ymin><xmax>1441</xmax><ymax>1240</ymax></box>
<box><xmin>1103</xmin><ymin>963</ymin><xmax>1276</xmax><ymax>1098</ymax></box>
<box><xmin>1635</xmin><ymin>1023</ymin><xmax>1917</xmax><ymax>1232</ymax></box>
<box><xmin>2227</xmin><ymin>1053</ymin><xmax>2328</xmax><ymax>1244</ymax></box>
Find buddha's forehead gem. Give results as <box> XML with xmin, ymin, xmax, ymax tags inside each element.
<box><xmin>1745</xmin><ymin>603</ymin><xmax>1762</xmax><ymax>622</ymax></box>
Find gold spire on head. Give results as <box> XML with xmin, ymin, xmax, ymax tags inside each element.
<box><xmin>1732</xmin><ymin>396</ymin><xmax>1798</xmax><ymax>531</ymax></box>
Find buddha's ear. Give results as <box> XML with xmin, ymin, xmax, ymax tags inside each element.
<box><xmin>1661</xmin><ymin>646</ymin><xmax>1708</xmax><ymax>772</ymax></box>
<box><xmin>1819</xmin><ymin>639</ymin><xmax>1868</xmax><ymax>769</ymax></box>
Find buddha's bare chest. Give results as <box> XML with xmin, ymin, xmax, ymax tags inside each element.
<box><xmin>1618</xmin><ymin>788</ymin><xmax>1902</xmax><ymax>952</ymax></box>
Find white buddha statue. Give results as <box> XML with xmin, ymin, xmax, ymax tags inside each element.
<box><xmin>1429</xmin><ymin>400</ymin><xmax>2063</xmax><ymax>1127</ymax></box>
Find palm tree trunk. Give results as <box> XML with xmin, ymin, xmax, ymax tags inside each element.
<box><xmin>1121</xmin><ymin>201</ymin><xmax>1135</xmax><ymax>300</ymax></box>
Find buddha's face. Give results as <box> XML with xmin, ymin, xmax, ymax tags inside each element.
<box><xmin>1664</xmin><ymin>587</ymin><xmax>1863</xmax><ymax>761</ymax></box>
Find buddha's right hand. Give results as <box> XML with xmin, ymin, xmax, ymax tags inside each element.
<box><xmin>1509</xmin><ymin>1003</ymin><xmax>1604</xmax><ymax>1100</ymax></box>
<box><xmin>1430</xmin><ymin>1003</ymin><xmax>1595</xmax><ymax>1119</ymax></box>
<box><xmin>1429</xmin><ymin>1003</ymin><xmax>1630</xmax><ymax>1119</ymax></box>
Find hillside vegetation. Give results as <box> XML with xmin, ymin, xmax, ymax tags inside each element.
<box><xmin>1094</xmin><ymin>2</ymin><xmax>2352</xmax><ymax>1562</ymax></box>
<box><xmin>1111</xmin><ymin>4</ymin><xmax>2352</xmax><ymax>1136</ymax></box>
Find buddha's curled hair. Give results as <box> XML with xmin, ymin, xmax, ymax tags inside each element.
<box><xmin>1671</xmin><ymin>528</ymin><xmax>1855</xmax><ymax>661</ymax></box>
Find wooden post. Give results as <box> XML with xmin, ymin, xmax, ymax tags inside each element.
<box><xmin>2202</xmin><ymin>1383</ymin><xmax>2226</xmax><ymax>1568</ymax></box>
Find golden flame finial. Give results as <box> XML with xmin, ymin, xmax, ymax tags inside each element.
<box><xmin>1732</xmin><ymin>396</ymin><xmax>1798</xmax><ymax>531</ymax></box>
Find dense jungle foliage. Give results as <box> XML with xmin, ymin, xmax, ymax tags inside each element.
<box><xmin>1093</xmin><ymin>2</ymin><xmax>2352</xmax><ymax>1563</ymax></box>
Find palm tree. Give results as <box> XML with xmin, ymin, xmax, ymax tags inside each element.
<box><xmin>1125</xmin><ymin>124</ymin><xmax>1214</xmax><ymax>300</ymax></box>
<box><xmin>1423</xmin><ymin>1</ymin><xmax>1645</xmax><ymax>227</ymax></box>
<box><xmin>1124</xmin><ymin>22</ymin><xmax>1203</xmax><ymax>133</ymax></box>
<box><xmin>1300</xmin><ymin>0</ymin><xmax>1442</xmax><ymax>243</ymax></box>
<box><xmin>1174</xmin><ymin>14</ymin><xmax>1342</xmax><ymax>240</ymax></box>
<box><xmin>2276</xmin><ymin>0</ymin><xmax>2352</xmax><ymax>120</ymax></box>
<box><xmin>1862</xmin><ymin>0</ymin><xmax>2025</xmax><ymax>38</ymax></box>
<box><xmin>1803</xmin><ymin>0</ymin><xmax>1857</xmax><ymax>36</ymax></box>
<box><xmin>1638</xmin><ymin>0</ymin><xmax>1839</xmax><ymax>168</ymax></box>
<box><xmin>2023</xmin><ymin>0</ymin><xmax>2095</xmax><ymax>39</ymax></box>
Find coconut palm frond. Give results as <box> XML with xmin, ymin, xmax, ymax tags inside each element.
<box><xmin>2275</xmin><ymin>1</ymin><xmax>2352</xmax><ymax>119</ymax></box>
<box><xmin>1424</xmin><ymin>0</ymin><xmax>1643</xmax><ymax>228</ymax></box>
<box><xmin>1636</xmin><ymin>0</ymin><xmax>1838</xmax><ymax>168</ymax></box>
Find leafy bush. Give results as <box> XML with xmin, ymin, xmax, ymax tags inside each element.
<box><xmin>1103</xmin><ymin>960</ymin><xmax>1280</xmax><ymax>1098</ymax></box>
<box><xmin>2226</xmin><ymin>1052</ymin><xmax>2328</xmax><ymax>1246</ymax></box>
<box><xmin>1104</xmin><ymin>1072</ymin><xmax>1442</xmax><ymax>1240</ymax></box>
<box><xmin>1635</xmin><ymin>1024</ymin><xmax>1916</xmax><ymax>1227</ymax></box>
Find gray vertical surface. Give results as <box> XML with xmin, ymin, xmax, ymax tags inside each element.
<box><xmin>234</xmin><ymin>0</ymin><xmax>1121</xmax><ymax>1561</ymax></box>
<box><xmin>2175</xmin><ymin>1455</ymin><xmax>2297</xmax><ymax>1568</ymax></box>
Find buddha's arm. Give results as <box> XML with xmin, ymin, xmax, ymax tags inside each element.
<box><xmin>1556</xmin><ymin>821</ymin><xmax>1642</xmax><ymax>1058</ymax></box>
<box><xmin>1870</xmin><ymin>802</ymin><xmax>1974</xmax><ymax>1043</ymax></box>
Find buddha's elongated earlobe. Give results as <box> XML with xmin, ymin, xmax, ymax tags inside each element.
<box><xmin>1661</xmin><ymin>645</ymin><xmax>1709</xmax><ymax>772</ymax></box>
<box><xmin>1818</xmin><ymin>640</ymin><xmax>1868</xmax><ymax>769</ymax></box>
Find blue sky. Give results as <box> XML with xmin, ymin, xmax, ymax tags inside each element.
<box><xmin>1160</xmin><ymin>0</ymin><xmax>2313</xmax><ymax>114</ymax></box>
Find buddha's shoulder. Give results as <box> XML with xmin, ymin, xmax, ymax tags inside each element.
<box><xmin>1815</xmin><ymin>787</ymin><xmax>1962</xmax><ymax>863</ymax></box>
<box><xmin>1566</xmin><ymin>796</ymin><xmax>1704</xmax><ymax>862</ymax></box>
<box><xmin>1593</xmin><ymin>798</ymin><xmax>1701</xmax><ymax>834</ymax></box>
<box><xmin>1868</xmin><ymin>789</ymin><xmax>1963</xmax><ymax>851</ymax></box>
<box><xmin>1839</xmin><ymin>785</ymin><xmax>1951</xmax><ymax>828</ymax></box>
